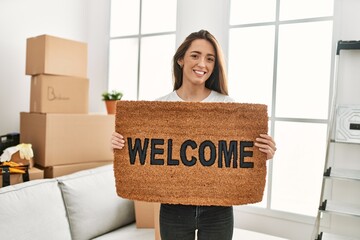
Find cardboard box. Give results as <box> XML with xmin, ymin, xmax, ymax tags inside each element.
<box><xmin>134</xmin><ymin>201</ymin><xmax>161</xmax><ymax>239</ymax></box>
<box><xmin>0</xmin><ymin>167</ymin><xmax>44</xmax><ymax>188</ymax></box>
<box><xmin>30</xmin><ymin>74</ymin><xmax>89</xmax><ymax>113</ymax></box>
<box><xmin>43</xmin><ymin>161</ymin><xmax>113</xmax><ymax>178</ymax></box>
<box><xmin>135</xmin><ymin>201</ymin><xmax>157</xmax><ymax>228</ymax></box>
<box><xmin>154</xmin><ymin>203</ymin><xmax>161</xmax><ymax>240</ymax></box>
<box><xmin>26</xmin><ymin>34</ymin><xmax>87</xmax><ymax>78</ymax></box>
<box><xmin>20</xmin><ymin>112</ymin><xmax>115</xmax><ymax>167</ymax></box>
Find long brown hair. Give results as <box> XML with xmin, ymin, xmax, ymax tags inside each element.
<box><xmin>172</xmin><ymin>30</ymin><xmax>229</xmax><ymax>95</ymax></box>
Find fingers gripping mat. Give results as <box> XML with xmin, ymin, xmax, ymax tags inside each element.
<box><xmin>114</xmin><ymin>101</ymin><xmax>268</xmax><ymax>206</ymax></box>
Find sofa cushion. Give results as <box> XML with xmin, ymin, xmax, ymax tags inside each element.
<box><xmin>0</xmin><ymin>179</ymin><xmax>72</xmax><ymax>240</ymax></box>
<box><xmin>57</xmin><ymin>164</ymin><xmax>135</xmax><ymax>240</ymax></box>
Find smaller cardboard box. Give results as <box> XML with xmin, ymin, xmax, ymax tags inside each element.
<box><xmin>30</xmin><ymin>74</ymin><xmax>89</xmax><ymax>113</ymax></box>
<box><xmin>135</xmin><ymin>201</ymin><xmax>158</xmax><ymax>228</ymax></box>
<box><xmin>154</xmin><ymin>203</ymin><xmax>161</xmax><ymax>240</ymax></box>
<box><xmin>43</xmin><ymin>161</ymin><xmax>112</xmax><ymax>178</ymax></box>
<box><xmin>26</xmin><ymin>34</ymin><xmax>87</xmax><ymax>78</ymax></box>
<box><xmin>20</xmin><ymin>112</ymin><xmax>115</xmax><ymax>167</ymax></box>
<box><xmin>0</xmin><ymin>167</ymin><xmax>44</xmax><ymax>188</ymax></box>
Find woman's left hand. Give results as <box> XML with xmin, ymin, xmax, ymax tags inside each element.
<box><xmin>255</xmin><ymin>134</ymin><xmax>277</xmax><ymax>160</ymax></box>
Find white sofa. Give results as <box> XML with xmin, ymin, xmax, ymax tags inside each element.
<box><xmin>0</xmin><ymin>164</ymin><xmax>138</xmax><ymax>240</ymax></box>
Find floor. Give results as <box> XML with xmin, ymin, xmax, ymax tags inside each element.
<box><xmin>118</xmin><ymin>224</ymin><xmax>288</xmax><ymax>240</ymax></box>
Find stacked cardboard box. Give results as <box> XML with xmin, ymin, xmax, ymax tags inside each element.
<box><xmin>26</xmin><ymin>35</ymin><xmax>89</xmax><ymax>113</ymax></box>
<box><xmin>21</xmin><ymin>35</ymin><xmax>113</xmax><ymax>178</ymax></box>
<box><xmin>22</xmin><ymin>35</ymin><xmax>153</xmax><ymax>234</ymax></box>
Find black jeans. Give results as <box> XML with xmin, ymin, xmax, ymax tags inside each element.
<box><xmin>160</xmin><ymin>204</ymin><xmax>234</xmax><ymax>240</ymax></box>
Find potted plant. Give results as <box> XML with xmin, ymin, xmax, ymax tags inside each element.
<box><xmin>102</xmin><ymin>90</ymin><xmax>123</xmax><ymax>114</ymax></box>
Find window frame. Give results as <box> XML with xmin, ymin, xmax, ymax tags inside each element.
<box><xmin>228</xmin><ymin>0</ymin><xmax>335</xmax><ymax>221</ymax></box>
<box><xmin>109</xmin><ymin>0</ymin><xmax>176</xmax><ymax>100</ymax></box>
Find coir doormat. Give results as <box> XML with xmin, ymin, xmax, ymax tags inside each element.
<box><xmin>114</xmin><ymin>100</ymin><xmax>268</xmax><ymax>206</ymax></box>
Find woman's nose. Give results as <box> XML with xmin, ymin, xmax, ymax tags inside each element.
<box><xmin>197</xmin><ymin>57</ymin><xmax>206</xmax><ymax>67</ymax></box>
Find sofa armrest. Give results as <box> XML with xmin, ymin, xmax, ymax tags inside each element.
<box><xmin>57</xmin><ymin>164</ymin><xmax>135</xmax><ymax>240</ymax></box>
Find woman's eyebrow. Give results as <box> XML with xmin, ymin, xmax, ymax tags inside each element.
<box><xmin>190</xmin><ymin>50</ymin><xmax>215</xmax><ymax>57</ymax></box>
<box><xmin>190</xmin><ymin>50</ymin><xmax>201</xmax><ymax>54</ymax></box>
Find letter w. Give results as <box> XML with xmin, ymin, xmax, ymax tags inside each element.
<box><xmin>127</xmin><ymin>138</ymin><xmax>149</xmax><ymax>165</ymax></box>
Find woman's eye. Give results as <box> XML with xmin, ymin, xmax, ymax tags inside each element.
<box><xmin>208</xmin><ymin>57</ymin><xmax>215</xmax><ymax>62</ymax></box>
<box><xmin>190</xmin><ymin>54</ymin><xmax>198</xmax><ymax>59</ymax></box>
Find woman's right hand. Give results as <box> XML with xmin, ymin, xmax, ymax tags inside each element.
<box><xmin>111</xmin><ymin>132</ymin><xmax>125</xmax><ymax>150</ymax></box>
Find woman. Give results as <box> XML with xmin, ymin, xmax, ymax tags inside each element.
<box><xmin>111</xmin><ymin>29</ymin><xmax>276</xmax><ymax>240</ymax></box>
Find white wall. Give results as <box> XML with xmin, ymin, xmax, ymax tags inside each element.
<box><xmin>87</xmin><ymin>0</ymin><xmax>111</xmax><ymax>113</ymax></box>
<box><xmin>0</xmin><ymin>0</ymin><xmax>110</xmax><ymax>134</ymax></box>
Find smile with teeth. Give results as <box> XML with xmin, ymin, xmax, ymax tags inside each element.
<box><xmin>194</xmin><ymin>70</ymin><xmax>206</xmax><ymax>76</ymax></box>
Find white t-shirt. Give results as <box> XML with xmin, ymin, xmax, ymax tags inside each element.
<box><xmin>156</xmin><ymin>90</ymin><xmax>234</xmax><ymax>102</ymax></box>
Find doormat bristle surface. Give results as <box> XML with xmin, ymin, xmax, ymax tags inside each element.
<box><xmin>114</xmin><ymin>100</ymin><xmax>268</xmax><ymax>206</ymax></box>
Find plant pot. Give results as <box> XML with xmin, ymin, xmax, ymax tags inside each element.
<box><xmin>104</xmin><ymin>100</ymin><xmax>117</xmax><ymax>114</ymax></box>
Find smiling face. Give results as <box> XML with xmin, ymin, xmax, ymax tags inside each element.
<box><xmin>177</xmin><ymin>39</ymin><xmax>216</xmax><ymax>88</ymax></box>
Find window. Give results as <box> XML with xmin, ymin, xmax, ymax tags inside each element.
<box><xmin>228</xmin><ymin>0</ymin><xmax>334</xmax><ymax>216</ymax></box>
<box><xmin>109</xmin><ymin>0</ymin><xmax>177</xmax><ymax>100</ymax></box>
